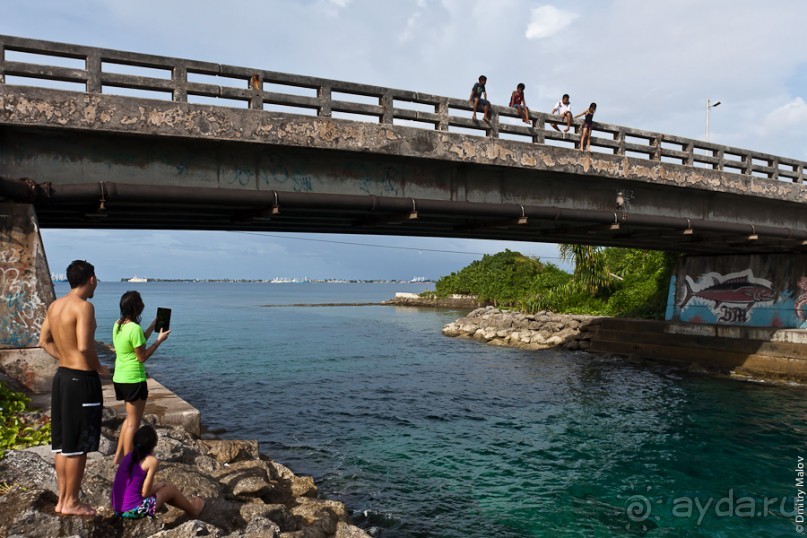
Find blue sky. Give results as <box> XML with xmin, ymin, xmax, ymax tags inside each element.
<box><xmin>4</xmin><ymin>0</ymin><xmax>806</xmax><ymax>281</ymax></box>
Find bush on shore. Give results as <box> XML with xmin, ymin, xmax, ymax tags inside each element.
<box><xmin>433</xmin><ymin>248</ymin><xmax>676</xmax><ymax>318</ymax></box>
<box><xmin>0</xmin><ymin>382</ymin><xmax>51</xmax><ymax>459</ymax></box>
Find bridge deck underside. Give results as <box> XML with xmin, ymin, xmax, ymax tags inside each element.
<box><xmin>28</xmin><ymin>202</ymin><xmax>792</xmax><ymax>254</ymax></box>
<box><xmin>22</xmin><ymin>188</ymin><xmax>797</xmax><ymax>256</ymax></box>
<box><xmin>1</xmin><ymin>100</ymin><xmax>805</xmax><ymax>255</ymax></box>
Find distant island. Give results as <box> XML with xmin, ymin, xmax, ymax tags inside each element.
<box><xmin>117</xmin><ymin>277</ymin><xmax>434</xmax><ymax>284</ymax></box>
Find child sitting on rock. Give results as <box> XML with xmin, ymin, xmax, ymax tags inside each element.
<box><xmin>111</xmin><ymin>425</ymin><xmax>205</xmax><ymax>519</ymax></box>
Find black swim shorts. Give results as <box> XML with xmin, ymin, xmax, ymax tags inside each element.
<box><xmin>51</xmin><ymin>367</ymin><xmax>102</xmax><ymax>456</ymax></box>
<box><xmin>114</xmin><ymin>380</ymin><xmax>149</xmax><ymax>402</ymax></box>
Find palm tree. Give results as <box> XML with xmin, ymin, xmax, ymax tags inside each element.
<box><xmin>559</xmin><ymin>244</ymin><xmax>612</xmax><ymax>294</ymax></box>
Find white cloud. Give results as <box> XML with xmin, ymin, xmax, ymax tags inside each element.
<box><xmin>329</xmin><ymin>0</ymin><xmax>352</xmax><ymax>7</ymax></box>
<box><xmin>525</xmin><ymin>5</ymin><xmax>578</xmax><ymax>40</ymax></box>
<box><xmin>761</xmin><ymin>97</ymin><xmax>807</xmax><ymax>132</ymax></box>
<box><xmin>398</xmin><ymin>9</ymin><xmax>423</xmax><ymax>43</ymax></box>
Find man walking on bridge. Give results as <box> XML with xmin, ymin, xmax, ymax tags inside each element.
<box><xmin>39</xmin><ymin>260</ymin><xmax>109</xmax><ymax>516</ymax></box>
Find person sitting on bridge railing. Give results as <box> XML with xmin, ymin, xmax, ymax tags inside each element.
<box><xmin>551</xmin><ymin>93</ymin><xmax>573</xmax><ymax>135</ymax></box>
<box><xmin>575</xmin><ymin>102</ymin><xmax>597</xmax><ymax>152</ymax></box>
<box><xmin>470</xmin><ymin>75</ymin><xmax>492</xmax><ymax>123</ymax></box>
<box><xmin>509</xmin><ymin>83</ymin><xmax>531</xmax><ymax>125</ymax></box>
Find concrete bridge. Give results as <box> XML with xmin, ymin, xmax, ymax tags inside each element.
<box><xmin>0</xmin><ymin>34</ymin><xmax>805</xmax><ymax>254</ymax></box>
<box><xmin>1</xmin><ymin>35</ymin><xmax>806</xmax><ymax>355</ymax></box>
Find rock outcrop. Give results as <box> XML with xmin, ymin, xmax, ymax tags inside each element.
<box><xmin>0</xmin><ymin>414</ymin><xmax>370</xmax><ymax>538</ymax></box>
<box><xmin>442</xmin><ymin>306</ymin><xmax>601</xmax><ymax>350</ymax></box>
<box><xmin>383</xmin><ymin>293</ymin><xmax>480</xmax><ymax>309</ymax></box>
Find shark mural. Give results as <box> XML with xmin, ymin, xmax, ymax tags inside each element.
<box><xmin>667</xmin><ymin>255</ymin><xmax>807</xmax><ymax>328</ymax></box>
<box><xmin>677</xmin><ymin>269</ymin><xmax>777</xmax><ymax>325</ymax></box>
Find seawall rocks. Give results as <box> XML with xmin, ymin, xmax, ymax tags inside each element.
<box><xmin>384</xmin><ymin>293</ymin><xmax>480</xmax><ymax>309</ymax></box>
<box><xmin>0</xmin><ymin>413</ymin><xmax>370</xmax><ymax>538</ymax></box>
<box><xmin>442</xmin><ymin>306</ymin><xmax>601</xmax><ymax>350</ymax></box>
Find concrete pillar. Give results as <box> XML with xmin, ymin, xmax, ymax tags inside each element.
<box><xmin>0</xmin><ymin>203</ymin><xmax>55</xmax><ymax>349</ymax></box>
<box><xmin>666</xmin><ymin>253</ymin><xmax>807</xmax><ymax>328</ymax></box>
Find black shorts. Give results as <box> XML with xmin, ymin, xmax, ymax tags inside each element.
<box><xmin>114</xmin><ymin>381</ymin><xmax>149</xmax><ymax>402</ymax></box>
<box><xmin>51</xmin><ymin>367</ymin><xmax>102</xmax><ymax>456</ymax></box>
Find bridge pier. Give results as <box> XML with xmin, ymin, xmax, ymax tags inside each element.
<box><xmin>0</xmin><ymin>203</ymin><xmax>57</xmax><ymax>391</ymax></box>
<box><xmin>667</xmin><ymin>254</ymin><xmax>807</xmax><ymax>329</ymax></box>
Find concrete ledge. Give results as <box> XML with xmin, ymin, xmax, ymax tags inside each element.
<box><xmin>1</xmin><ymin>343</ymin><xmax>201</xmax><ymax>437</ymax></box>
<box><xmin>590</xmin><ymin>318</ymin><xmax>807</xmax><ymax>384</ymax></box>
<box><xmin>666</xmin><ymin>322</ymin><xmax>807</xmax><ymax>344</ymax></box>
<box><xmin>101</xmin><ymin>376</ymin><xmax>200</xmax><ymax>436</ymax></box>
<box><xmin>771</xmin><ymin>330</ymin><xmax>807</xmax><ymax>345</ymax></box>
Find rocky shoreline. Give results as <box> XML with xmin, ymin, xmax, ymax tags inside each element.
<box><xmin>441</xmin><ymin>306</ymin><xmax>601</xmax><ymax>350</ymax></box>
<box><xmin>383</xmin><ymin>292</ymin><xmax>480</xmax><ymax>309</ymax></box>
<box><xmin>0</xmin><ymin>410</ymin><xmax>369</xmax><ymax>538</ymax></box>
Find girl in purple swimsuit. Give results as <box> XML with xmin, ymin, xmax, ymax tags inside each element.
<box><xmin>111</xmin><ymin>425</ymin><xmax>205</xmax><ymax>519</ymax></box>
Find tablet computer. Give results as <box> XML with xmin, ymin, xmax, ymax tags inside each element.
<box><xmin>155</xmin><ymin>307</ymin><xmax>172</xmax><ymax>332</ymax></box>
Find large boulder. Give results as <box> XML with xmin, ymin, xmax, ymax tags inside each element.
<box><xmin>268</xmin><ymin>461</ymin><xmax>318</xmax><ymax>500</ymax></box>
<box><xmin>156</xmin><ymin>462</ymin><xmax>222</xmax><ymax>500</ymax></box>
<box><xmin>0</xmin><ymin>348</ymin><xmax>58</xmax><ymax>393</ymax></box>
<box><xmin>0</xmin><ymin>488</ymin><xmax>63</xmax><ymax>538</ymax></box>
<box><xmin>149</xmin><ymin>519</ymin><xmax>224</xmax><ymax>537</ymax></box>
<box><xmin>243</xmin><ymin>516</ymin><xmax>281</xmax><ymax>537</ymax></box>
<box><xmin>1</xmin><ymin>450</ymin><xmax>57</xmax><ymax>493</ymax></box>
<box><xmin>288</xmin><ymin>497</ymin><xmax>350</xmax><ymax>538</ymax></box>
<box><xmin>334</xmin><ymin>521</ymin><xmax>373</xmax><ymax>538</ymax></box>
<box><xmin>0</xmin><ymin>486</ymin><xmax>165</xmax><ymax>537</ymax></box>
<box><xmin>0</xmin><ymin>404</ymin><xmax>365</xmax><ymax>537</ymax></box>
<box><xmin>240</xmin><ymin>502</ymin><xmax>298</xmax><ymax>532</ymax></box>
<box><xmin>200</xmin><ymin>440</ymin><xmax>260</xmax><ymax>463</ymax></box>
<box><xmin>153</xmin><ymin>426</ymin><xmax>203</xmax><ymax>463</ymax></box>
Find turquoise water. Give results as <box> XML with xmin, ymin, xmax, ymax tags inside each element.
<box><xmin>58</xmin><ymin>282</ymin><xmax>807</xmax><ymax>537</ymax></box>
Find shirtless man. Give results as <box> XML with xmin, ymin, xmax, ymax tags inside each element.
<box><xmin>38</xmin><ymin>260</ymin><xmax>109</xmax><ymax>516</ymax></box>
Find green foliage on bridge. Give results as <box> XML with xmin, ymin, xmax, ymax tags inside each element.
<box><xmin>432</xmin><ymin>248</ymin><xmax>676</xmax><ymax>318</ymax></box>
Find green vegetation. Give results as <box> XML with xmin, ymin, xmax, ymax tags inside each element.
<box><xmin>0</xmin><ymin>382</ymin><xmax>51</xmax><ymax>459</ymax></box>
<box><xmin>433</xmin><ymin>248</ymin><xmax>676</xmax><ymax>318</ymax></box>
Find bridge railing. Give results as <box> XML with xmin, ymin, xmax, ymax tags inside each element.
<box><xmin>1</xmin><ymin>35</ymin><xmax>804</xmax><ymax>184</ymax></box>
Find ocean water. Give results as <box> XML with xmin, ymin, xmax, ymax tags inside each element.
<box><xmin>57</xmin><ymin>282</ymin><xmax>807</xmax><ymax>537</ymax></box>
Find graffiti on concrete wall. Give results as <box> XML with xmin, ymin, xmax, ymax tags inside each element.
<box><xmin>677</xmin><ymin>269</ymin><xmax>777</xmax><ymax>325</ymax></box>
<box><xmin>0</xmin><ymin>246</ymin><xmax>45</xmax><ymax>347</ymax></box>
<box><xmin>796</xmin><ymin>277</ymin><xmax>807</xmax><ymax>323</ymax></box>
<box><xmin>671</xmin><ymin>263</ymin><xmax>807</xmax><ymax>328</ymax></box>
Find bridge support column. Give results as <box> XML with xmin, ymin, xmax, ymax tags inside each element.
<box><xmin>0</xmin><ymin>203</ymin><xmax>58</xmax><ymax>391</ymax></box>
<box><xmin>666</xmin><ymin>253</ymin><xmax>807</xmax><ymax>328</ymax></box>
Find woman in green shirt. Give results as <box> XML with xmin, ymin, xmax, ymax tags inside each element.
<box><xmin>112</xmin><ymin>291</ymin><xmax>170</xmax><ymax>465</ymax></box>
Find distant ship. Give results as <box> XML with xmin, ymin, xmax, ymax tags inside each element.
<box><xmin>269</xmin><ymin>277</ymin><xmax>310</xmax><ymax>283</ymax></box>
<box><xmin>127</xmin><ymin>275</ymin><xmax>148</xmax><ymax>283</ymax></box>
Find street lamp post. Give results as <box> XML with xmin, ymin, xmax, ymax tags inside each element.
<box><xmin>706</xmin><ymin>98</ymin><xmax>721</xmax><ymax>142</ymax></box>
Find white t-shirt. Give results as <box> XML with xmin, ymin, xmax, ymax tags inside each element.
<box><xmin>553</xmin><ymin>100</ymin><xmax>571</xmax><ymax>115</ymax></box>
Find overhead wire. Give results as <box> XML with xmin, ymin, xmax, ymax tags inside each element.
<box><xmin>234</xmin><ymin>231</ymin><xmax>567</xmax><ymax>260</ymax></box>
